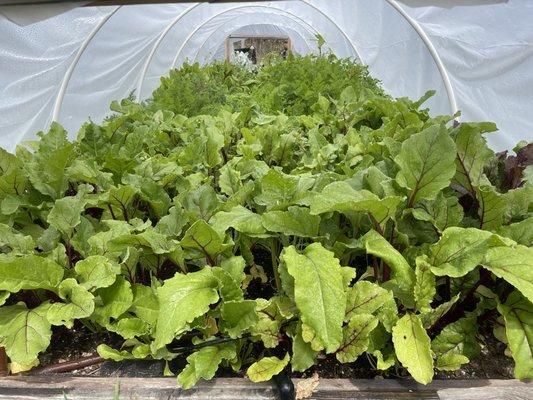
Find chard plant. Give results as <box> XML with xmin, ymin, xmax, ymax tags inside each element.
<box><xmin>0</xmin><ymin>54</ymin><xmax>531</xmax><ymax>386</ymax></box>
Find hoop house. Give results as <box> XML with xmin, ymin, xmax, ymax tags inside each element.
<box><xmin>1</xmin><ymin>0</ymin><xmax>532</xmax><ymax>151</ymax></box>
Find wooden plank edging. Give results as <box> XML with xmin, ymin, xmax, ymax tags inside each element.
<box><xmin>0</xmin><ymin>376</ymin><xmax>531</xmax><ymax>400</ymax></box>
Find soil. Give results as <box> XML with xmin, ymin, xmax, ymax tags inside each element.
<box><xmin>29</xmin><ymin>319</ymin><xmax>513</xmax><ymax>380</ymax></box>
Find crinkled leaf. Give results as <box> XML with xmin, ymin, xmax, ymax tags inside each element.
<box><xmin>432</xmin><ymin>317</ymin><xmax>479</xmax><ymax>371</ymax></box>
<box><xmin>414</xmin><ymin>256</ymin><xmax>436</xmax><ymax>313</ymax></box>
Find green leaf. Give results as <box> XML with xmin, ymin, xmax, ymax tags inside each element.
<box><xmin>476</xmin><ymin>184</ymin><xmax>507</xmax><ymax>230</ymax></box>
<box><xmin>453</xmin><ymin>122</ymin><xmax>495</xmax><ymax>195</ymax></box>
<box><xmin>254</xmin><ymin>169</ymin><xmax>306</xmax><ymax>211</ymax></box>
<box><xmin>153</xmin><ymin>268</ymin><xmax>219</xmax><ymax>349</ymax></box>
<box><xmin>291</xmin><ymin>322</ymin><xmax>318</xmax><ymax>372</ymax></box>
<box><xmin>0</xmin><ymin>223</ymin><xmax>35</xmax><ymax>254</ymax></box>
<box><xmin>282</xmin><ymin>243</ymin><xmax>345</xmax><ymax>353</ymax></box>
<box><xmin>432</xmin><ymin>317</ymin><xmax>479</xmax><ymax>371</ymax></box>
<box><xmin>210</xmin><ymin>205</ymin><xmax>266</xmax><ymax>236</ymax></box>
<box><xmin>220</xmin><ymin>300</ymin><xmax>259</xmax><ymax>338</ymax></box>
<box><xmin>106</xmin><ymin>317</ymin><xmax>149</xmax><ymax>339</ymax></box>
<box><xmin>498</xmin><ymin>217</ymin><xmax>533</xmax><ymax>246</ymax></box>
<box><xmin>395</xmin><ymin>124</ymin><xmax>456</xmax><ymax>206</ymax></box>
<box><xmin>47</xmin><ymin>186</ymin><xmax>92</xmax><ymax>236</ymax></box>
<box><xmin>363</xmin><ymin>230</ymin><xmax>415</xmax><ymax>306</ymax></box>
<box><xmin>392</xmin><ymin>313</ymin><xmax>434</xmax><ymax>384</ymax></box>
<box><xmin>74</xmin><ymin>255</ymin><xmax>121</xmax><ymax>291</ymax></box>
<box><xmin>482</xmin><ymin>245</ymin><xmax>533</xmax><ymax>303</ymax></box>
<box><xmin>411</xmin><ymin>193</ymin><xmax>463</xmax><ymax>232</ymax></box>
<box><xmin>91</xmin><ymin>276</ymin><xmax>133</xmax><ymax>326</ymax></box>
<box><xmin>497</xmin><ymin>291</ymin><xmax>533</xmax><ymax>380</ymax></box>
<box><xmin>131</xmin><ymin>284</ymin><xmax>159</xmax><ymax>326</ymax></box>
<box><xmin>262</xmin><ymin>206</ymin><xmax>320</xmax><ymax>237</ymax></box>
<box><xmin>24</xmin><ymin>123</ymin><xmax>74</xmax><ymax>199</ymax></box>
<box><xmin>336</xmin><ymin>314</ymin><xmax>378</xmax><ymax>363</ymax></box>
<box><xmin>46</xmin><ymin>278</ymin><xmax>95</xmax><ymax>327</ymax></box>
<box><xmin>97</xmin><ymin>344</ymin><xmax>135</xmax><ymax>362</ymax></box>
<box><xmin>180</xmin><ymin>220</ymin><xmax>231</xmax><ymax>262</ymax></box>
<box><xmin>345</xmin><ymin>281</ymin><xmax>397</xmax><ymax>332</ymax></box>
<box><xmin>178</xmin><ymin>343</ymin><xmax>236</xmax><ymax>389</ymax></box>
<box><xmin>414</xmin><ymin>256</ymin><xmax>436</xmax><ymax>313</ymax></box>
<box><xmin>429</xmin><ymin>227</ymin><xmax>500</xmax><ymax>277</ymax></box>
<box><xmin>309</xmin><ymin>181</ymin><xmax>402</xmax><ymax>224</ymax></box>
<box><xmin>0</xmin><ymin>255</ymin><xmax>64</xmax><ymax>292</ymax></box>
<box><xmin>0</xmin><ymin>302</ymin><xmax>52</xmax><ymax>365</ymax></box>
<box><xmin>247</xmin><ymin>353</ymin><xmax>290</xmax><ymax>382</ymax></box>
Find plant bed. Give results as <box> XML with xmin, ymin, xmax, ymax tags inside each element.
<box><xmin>0</xmin><ymin>52</ymin><xmax>531</xmax><ymax>393</ymax></box>
<box><xmin>0</xmin><ymin>376</ymin><xmax>531</xmax><ymax>400</ymax></box>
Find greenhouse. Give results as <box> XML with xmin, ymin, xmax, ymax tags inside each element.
<box><xmin>0</xmin><ymin>1</ymin><xmax>531</xmax><ymax>399</ymax></box>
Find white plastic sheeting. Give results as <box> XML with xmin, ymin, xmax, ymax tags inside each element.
<box><xmin>0</xmin><ymin>0</ymin><xmax>532</xmax><ymax>152</ymax></box>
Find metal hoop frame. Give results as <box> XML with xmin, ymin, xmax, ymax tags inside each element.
<box><xmin>385</xmin><ymin>0</ymin><xmax>458</xmax><ymax>115</ymax></box>
<box><xmin>170</xmin><ymin>4</ymin><xmax>363</xmax><ymax>69</ymax></box>
<box><xmin>51</xmin><ymin>0</ymin><xmax>458</xmax><ymax>123</ymax></box>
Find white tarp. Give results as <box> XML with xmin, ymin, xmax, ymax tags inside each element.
<box><xmin>0</xmin><ymin>0</ymin><xmax>531</xmax><ymax>152</ymax></box>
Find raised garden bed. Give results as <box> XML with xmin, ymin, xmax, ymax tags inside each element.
<box><xmin>0</xmin><ymin>53</ymin><xmax>531</xmax><ymax>396</ymax></box>
<box><xmin>0</xmin><ymin>376</ymin><xmax>531</xmax><ymax>400</ymax></box>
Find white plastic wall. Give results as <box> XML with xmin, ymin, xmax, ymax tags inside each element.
<box><xmin>0</xmin><ymin>0</ymin><xmax>532</xmax><ymax>152</ymax></box>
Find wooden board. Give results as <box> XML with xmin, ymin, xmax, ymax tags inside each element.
<box><xmin>0</xmin><ymin>377</ymin><xmax>531</xmax><ymax>400</ymax></box>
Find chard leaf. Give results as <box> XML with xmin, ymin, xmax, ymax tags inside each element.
<box><xmin>97</xmin><ymin>344</ymin><xmax>135</xmax><ymax>362</ymax></box>
<box><xmin>363</xmin><ymin>230</ymin><xmax>415</xmax><ymax>306</ymax></box>
<box><xmin>0</xmin><ymin>302</ymin><xmax>52</xmax><ymax>365</ymax></box>
<box><xmin>0</xmin><ymin>255</ymin><xmax>63</xmax><ymax>292</ymax></box>
<box><xmin>282</xmin><ymin>243</ymin><xmax>345</xmax><ymax>353</ymax></box>
<box><xmin>131</xmin><ymin>284</ymin><xmax>159</xmax><ymax>326</ymax></box>
<box><xmin>414</xmin><ymin>256</ymin><xmax>436</xmax><ymax>313</ymax></box>
<box><xmin>291</xmin><ymin>322</ymin><xmax>317</xmax><ymax>372</ymax></box>
<box><xmin>220</xmin><ymin>300</ymin><xmax>259</xmax><ymax>338</ymax></box>
<box><xmin>210</xmin><ymin>205</ymin><xmax>265</xmax><ymax>236</ymax></box>
<box><xmin>429</xmin><ymin>227</ymin><xmax>503</xmax><ymax>277</ymax></box>
<box><xmin>395</xmin><ymin>124</ymin><xmax>456</xmax><ymax>206</ymax></box>
<box><xmin>392</xmin><ymin>313</ymin><xmax>434</xmax><ymax>384</ymax></box>
<box><xmin>476</xmin><ymin>184</ymin><xmax>507</xmax><ymax>230</ymax></box>
<box><xmin>345</xmin><ymin>281</ymin><xmax>397</xmax><ymax>332</ymax></box>
<box><xmin>153</xmin><ymin>268</ymin><xmax>219</xmax><ymax>349</ymax></box>
<box><xmin>453</xmin><ymin>122</ymin><xmax>495</xmax><ymax>195</ymax></box>
<box><xmin>336</xmin><ymin>314</ymin><xmax>378</xmax><ymax>363</ymax></box>
<box><xmin>46</xmin><ymin>278</ymin><xmax>95</xmax><ymax>327</ymax></box>
<box><xmin>91</xmin><ymin>276</ymin><xmax>133</xmax><ymax>326</ymax></box>
<box><xmin>74</xmin><ymin>255</ymin><xmax>121</xmax><ymax>291</ymax></box>
<box><xmin>431</xmin><ymin>317</ymin><xmax>479</xmax><ymax>371</ymax></box>
<box><xmin>178</xmin><ymin>343</ymin><xmax>236</xmax><ymax>389</ymax></box>
<box><xmin>262</xmin><ymin>206</ymin><xmax>320</xmax><ymax>237</ymax></box>
<box><xmin>497</xmin><ymin>217</ymin><xmax>533</xmax><ymax>246</ymax></box>
<box><xmin>247</xmin><ymin>353</ymin><xmax>290</xmax><ymax>382</ymax></box>
<box><xmin>497</xmin><ymin>292</ymin><xmax>533</xmax><ymax>380</ymax></box>
<box><xmin>482</xmin><ymin>245</ymin><xmax>533</xmax><ymax>303</ymax></box>
<box><xmin>180</xmin><ymin>220</ymin><xmax>231</xmax><ymax>262</ymax></box>
<box><xmin>308</xmin><ymin>181</ymin><xmax>402</xmax><ymax>224</ymax></box>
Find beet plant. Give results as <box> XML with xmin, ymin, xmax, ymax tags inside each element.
<box><xmin>0</xmin><ymin>54</ymin><xmax>531</xmax><ymax>385</ymax></box>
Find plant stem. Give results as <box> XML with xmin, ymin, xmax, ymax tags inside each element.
<box><xmin>271</xmin><ymin>239</ymin><xmax>282</xmax><ymax>292</ymax></box>
<box><xmin>0</xmin><ymin>347</ymin><xmax>7</xmax><ymax>376</ymax></box>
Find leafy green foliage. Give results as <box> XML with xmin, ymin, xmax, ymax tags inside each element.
<box><xmin>0</xmin><ymin>54</ymin><xmax>531</xmax><ymax>384</ymax></box>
